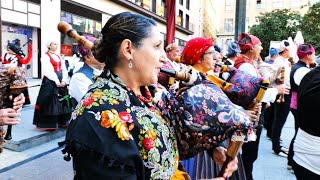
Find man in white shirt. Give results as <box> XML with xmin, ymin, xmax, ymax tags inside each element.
<box><xmin>271</xmin><ymin>40</ymin><xmax>292</xmax><ymax>157</ymax></box>
<box><xmin>68</xmin><ymin>36</ymin><xmax>105</xmax><ymax>107</ymax></box>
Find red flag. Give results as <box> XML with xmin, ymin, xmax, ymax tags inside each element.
<box><xmin>165</xmin><ymin>0</ymin><xmax>176</xmax><ymax>48</ymax></box>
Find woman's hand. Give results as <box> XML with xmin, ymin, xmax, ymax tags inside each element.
<box><xmin>276</xmin><ymin>84</ymin><xmax>290</xmax><ymax>95</ymax></box>
<box><xmin>246</xmin><ymin>110</ymin><xmax>258</xmax><ymax>122</ymax></box>
<box><xmin>10</xmin><ymin>93</ymin><xmax>25</xmax><ymax>112</ymax></box>
<box><xmin>212</xmin><ymin>146</ymin><xmax>239</xmax><ymax>179</ymax></box>
<box><xmin>0</xmin><ymin>108</ymin><xmax>21</xmax><ymax>126</ymax></box>
<box><xmin>60</xmin><ymin>82</ymin><xmax>66</xmax><ymax>87</ymax></box>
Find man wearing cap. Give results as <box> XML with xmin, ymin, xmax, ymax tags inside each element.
<box><xmin>287</xmin><ymin>43</ymin><xmax>316</xmax><ymax>171</ymax></box>
<box><xmin>1</xmin><ymin>39</ymin><xmax>33</xmax><ymax>67</ymax></box>
<box><xmin>267</xmin><ymin>47</ymin><xmax>279</xmax><ymax>64</ymax></box>
<box><xmin>235</xmin><ymin>32</ymin><xmax>290</xmax><ymax>180</ymax></box>
<box><xmin>69</xmin><ymin>37</ymin><xmax>105</xmax><ymax>107</ymax></box>
<box><xmin>271</xmin><ymin>40</ymin><xmax>292</xmax><ymax>157</ymax></box>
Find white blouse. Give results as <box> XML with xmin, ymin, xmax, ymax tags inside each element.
<box><xmin>238</xmin><ymin>62</ymin><xmax>278</xmax><ymax>103</ymax></box>
<box><xmin>41</xmin><ymin>52</ymin><xmax>68</xmax><ymax>85</ymax></box>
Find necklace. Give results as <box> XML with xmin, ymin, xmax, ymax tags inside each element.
<box><xmin>136</xmin><ymin>86</ymin><xmax>153</xmax><ymax>103</ymax></box>
<box><xmin>241</xmin><ymin>54</ymin><xmax>254</xmax><ymax>65</ymax></box>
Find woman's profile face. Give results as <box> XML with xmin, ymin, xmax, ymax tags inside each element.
<box><xmin>199</xmin><ymin>46</ymin><xmax>216</xmax><ymax>72</ymax></box>
<box><xmin>252</xmin><ymin>42</ymin><xmax>263</xmax><ymax>59</ymax></box>
<box><xmin>49</xmin><ymin>42</ymin><xmax>58</xmax><ymax>52</ymax></box>
<box><xmin>131</xmin><ymin>26</ymin><xmax>166</xmax><ymax>85</ymax></box>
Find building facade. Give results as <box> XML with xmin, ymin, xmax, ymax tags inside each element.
<box><xmin>1</xmin><ymin>0</ymin><xmax>209</xmax><ymax>78</ymax></box>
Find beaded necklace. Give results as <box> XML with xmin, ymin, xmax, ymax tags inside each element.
<box><xmin>136</xmin><ymin>86</ymin><xmax>153</xmax><ymax>103</ymax></box>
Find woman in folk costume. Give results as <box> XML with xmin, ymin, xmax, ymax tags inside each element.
<box><xmin>33</xmin><ymin>41</ymin><xmax>70</xmax><ymax>130</ymax></box>
<box><xmin>234</xmin><ymin>32</ymin><xmax>290</xmax><ymax>180</ymax></box>
<box><xmin>177</xmin><ymin>37</ymin><xmax>257</xmax><ymax>180</ymax></box>
<box><xmin>287</xmin><ymin>43</ymin><xmax>316</xmax><ymax>170</ymax></box>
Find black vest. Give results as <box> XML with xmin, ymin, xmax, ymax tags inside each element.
<box><xmin>290</xmin><ymin>61</ymin><xmax>307</xmax><ymax>92</ymax></box>
<box><xmin>297</xmin><ymin>65</ymin><xmax>320</xmax><ymax>136</ymax></box>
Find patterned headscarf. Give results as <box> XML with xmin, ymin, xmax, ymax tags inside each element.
<box><xmin>297</xmin><ymin>43</ymin><xmax>315</xmax><ymax>59</ymax></box>
<box><xmin>181</xmin><ymin>37</ymin><xmax>214</xmax><ymax>65</ymax></box>
<box><xmin>77</xmin><ymin>36</ymin><xmax>96</xmax><ymax>57</ymax></box>
<box><xmin>227</xmin><ymin>41</ymin><xmax>240</xmax><ymax>56</ymax></box>
<box><xmin>237</xmin><ymin>32</ymin><xmax>261</xmax><ymax>51</ymax></box>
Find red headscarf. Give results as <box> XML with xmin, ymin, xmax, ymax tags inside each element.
<box><xmin>237</xmin><ymin>32</ymin><xmax>261</xmax><ymax>51</ymax></box>
<box><xmin>297</xmin><ymin>43</ymin><xmax>315</xmax><ymax>59</ymax></box>
<box><xmin>181</xmin><ymin>37</ymin><xmax>214</xmax><ymax>65</ymax></box>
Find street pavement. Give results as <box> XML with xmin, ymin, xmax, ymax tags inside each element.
<box><xmin>0</xmin><ymin>78</ymin><xmax>297</xmax><ymax>180</ymax></box>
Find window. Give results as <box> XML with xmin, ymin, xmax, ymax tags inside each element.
<box><xmin>186</xmin><ymin>14</ymin><xmax>189</xmax><ymax>30</ymax></box>
<box><xmin>225</xmin><ymin>0</ymin><xmax>234</xmax><ymax>11</ymax></box>
<box><xmin>161</xmin><ymin>0</ymin><xmax>166</xmax><ymax>18</ymax></box>
<box><xmin>273</xmin><ymin>0</ymin><xmax>283</xmax><ymax>8</ymax></box>
<box><xmin>245</xmin><ymin>17</ymin><xmax>249</xmax><ymax>32</ymax></box>
<box><xmin>177</xmin><ymin>10</ymin><xmax>183</xmax><ymax>26</ymax></box>
<box><xmin>224</xmin><ymin>18</ymin><xmax>233</xmax><ymax>33</ymax></box>
<box><xmin>152</xmin><ymin>0</ymin><xmax>157</xmax><ymax>13</ymax></box>
<box><xmin>179</xmin><ymin>0</ymin><xmax>183</xmax><ymax>6</ymax></box>
<box><xmin>256</xmin><ymin>0</ymin><xmax>266</xmax><ymax>8</ymax></box>
<box><xmin>291</xmin><ymin>0</ymin><xmax>301</xmax><ymax>7</ymax></box>
<box><xmin>255</xmin><ymin>17</ymin><xmax>261</xmax><ymax>24</ymax></box>
<box><xmin>186</xmin><ymin>0</ymin><xmax>190</xmax><ymax>10</ymax></box>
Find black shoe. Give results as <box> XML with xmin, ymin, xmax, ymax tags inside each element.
<box><xmin>273</xmin><ymin>147</ymin><xmax>289</xmax><ymax>157</ymax></box>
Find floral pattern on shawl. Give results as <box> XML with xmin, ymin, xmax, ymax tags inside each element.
<box><xmin>69</xmin><ymin>73</ymin><xmax>179</xmax><ymax>180</ymax></box>
<box><xmin>156</xmin><ymin>73</ymin><xmax>252</xmax><ymax>159</ymax></box>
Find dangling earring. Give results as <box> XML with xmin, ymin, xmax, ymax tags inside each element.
<box><xmin>128</xmin><ymin>58</ymin><xmax>133</xmax><ymax>69</ymax></box>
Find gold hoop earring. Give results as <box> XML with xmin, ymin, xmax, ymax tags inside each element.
<box><xmin>128</xmin><ymin>58</ymin><xmax>133</xmax><ymax>69</ymax></box>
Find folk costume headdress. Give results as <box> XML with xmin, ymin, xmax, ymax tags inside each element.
<box><xmin>181</xmin><ymin>37</ymin><xmax>214</xmax><ymax>65</ymax></box>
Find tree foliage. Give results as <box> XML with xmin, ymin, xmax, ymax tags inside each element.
<box><xmin>249</xmin><ymin>9</ymin><xmax>302</xmax><ymax>58</ymax></box>
<box><xmin>301</xmin><ymin>2</ymin><xmax>320</xmax><ymax>54</ymax></box>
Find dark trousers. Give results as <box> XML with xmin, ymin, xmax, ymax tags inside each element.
<box><xmin>241</xmin><ymin>103</ymin><xmax>266</xmax><ymax>180</ymax></box>
<box><xmin>272</xmin><ymin>94</ymin><xmax>291</xmax><ymax>152</ymax></box>
<box><xmin>263</xmin><ymin>102</ymin><xmax>274</xmax><ymax>138</ymax></box>
<box><xmin>293</xmin><ymin>160</ymin><xmax>320</xmax><ymax>180</ymax></box>
<box><xmin>288</xmin><ymin>108</ymin><xmax>298</xmax><ymax>166</ymax></box>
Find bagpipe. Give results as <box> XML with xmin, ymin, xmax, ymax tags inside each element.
<box><xmin>159</xmin><ymin>67</ymin><xmax>256</xmax><ymax>177</ymax></box>
<box><xmin>3</xmin><ymin>38</ymin><xmax>33</xmax><ymax>66</ymax></box>
<box><xmin>216</xmin><ymin>64</ymin><xmax>270</xmax><ymax>110</ymax></box>
<box><xmin>160</xmin><ymin>63</ymin><xmax>271</xmax><ymax>176</ymax></box>
<box><xmin>0</xmin><ymin>65</ymin><xmax>28</xmax><ymax>153</ymax></box>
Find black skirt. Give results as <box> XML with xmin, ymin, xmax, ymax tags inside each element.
<box><xmin>33</xmin><ymin>72</ymin><xmax>71</xmax><ymax>129</ymax></box>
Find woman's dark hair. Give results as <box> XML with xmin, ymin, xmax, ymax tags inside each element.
<box><xmin>299</xmin><ymin>44</ymin><xmax>311</xmax><ymax>52</ymax></box>
<box><xmin>92</xmin><ymin>12</ymin><xmax>157</xmax><ymax>69</ymax></box>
